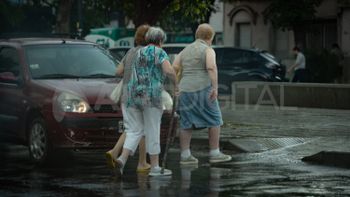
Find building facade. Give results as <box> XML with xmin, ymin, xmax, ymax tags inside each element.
<box><xmin>223</xmin><ymin>0</ymin><xmax>350</xmax><ymax>83</ymax></box>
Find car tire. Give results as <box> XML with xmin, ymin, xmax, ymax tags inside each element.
<box><xmin>28</xmin><ymin>117</ymin><xmax>50</xmax><ymax>164</ymax></box>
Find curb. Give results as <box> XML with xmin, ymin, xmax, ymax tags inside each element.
<box><xmin>302</xmin><ymin>151</ymin><xmax>350</xmax><ymax>169</ymax></box>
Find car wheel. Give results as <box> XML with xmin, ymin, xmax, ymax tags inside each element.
<box><xmin>28</xmin><ymin>117</ymin><xmax>50</xmax><ymax>163</ymax></box>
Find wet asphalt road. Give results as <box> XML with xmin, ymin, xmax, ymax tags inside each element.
<box><xmin>1</xmin><ymin>141</ymin><xmax>350</xmax><ymax>197</ymax></box>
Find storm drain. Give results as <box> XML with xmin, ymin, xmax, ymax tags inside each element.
<box><xmin>228</xmin><ymin>137</ymin><xmax>309</xmax><ymax>153</ymax></box>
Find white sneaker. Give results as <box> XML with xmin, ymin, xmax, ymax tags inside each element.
<box><xmin>149</xmin><ymin>167</ymin><xmax>172</xmax><ymax>177</ymax></box>
<box><xmin>180</xmin><ymin>155</ymin><xmax>199</xmax><ymax>165</ymax></box>
<box><xmin>115</xmin><ymin>158</ymin><xmax>124</xmax><ymax>175</ymax></box>
<box><xmin>209</xmin><ymin>152</ymin><xmax>232</xmax><ymax>164</ymax></box>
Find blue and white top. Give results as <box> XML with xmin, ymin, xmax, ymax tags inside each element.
<box><xmin>126</xmin><ymin>45</ymin><xmax>169</xmax><ymax>109</ymax></box>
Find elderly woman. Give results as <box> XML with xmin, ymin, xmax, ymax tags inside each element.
<box><xmin>173</xmin><ymin>23</ymin><xmax>231</xmax><ymax>165</ymax></box>
<box><xmin>115</xmin><ymin>27</ymin><xmax>176</xmax><ymax>176</ymax></box>
<box><xmin>106</xmin><ymin>24</ymin><xmax>151</xmax><ymax>173</ymax></box>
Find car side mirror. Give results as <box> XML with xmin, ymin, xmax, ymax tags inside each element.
<box><xmin>0</xmin><ymin>72</ymin><xmax>19</xmax><ymax>84</ymax></box>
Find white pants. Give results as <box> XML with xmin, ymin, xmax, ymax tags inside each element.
<box><xmin>122</xmin><ymin>104</ymin><xmax>163</xmax><ymax>155</ymax></box>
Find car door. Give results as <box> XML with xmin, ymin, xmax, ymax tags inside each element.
<box><xmin>216</xmin><ymin>48</ymin><xmax>247</xmax><ymax>93</ymax></box>
<box><xmin>0</xmin><ymin>46</ymin><xmax>24</xmax><ymax>140</ymax></box>
<box><xmin>241</xmin><ymin>51</ymin><xmax>272</xmax><ymax>80</ymax></box>
<box><xmin>224</xmin><ymin>49</ymin><xmax>256</xmax><ymax>73</ymax></box>
<box><xmin>221</xmin><ymin>48</ymin><xmax>263</xmax><ymax>79</ymax></box>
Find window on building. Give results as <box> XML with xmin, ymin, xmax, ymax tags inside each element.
<box><xmin>306</xmin><ymin>20</ymin><xmax>337</xmax><ymax>50</ymax></box>
<box><xmin>236</xmin><ymin>23</ymin><xmax>251</xmax><ymax>48</ymax></box>
<box><xmin>274</xmin><ymin>30</ymin><xmax>290</xmax><ymax>59</ymax></box>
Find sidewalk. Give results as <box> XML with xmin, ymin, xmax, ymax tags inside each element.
<box><xmin>190</xmin><ymin>103</ymin><xmax>350</xmax><ymax>157</ymax></box>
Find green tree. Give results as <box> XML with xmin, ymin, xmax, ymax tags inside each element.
<box><xmin>160</xmin><ymin>0</ymin><xmax>216</xmax><ymax>32</ymax></box>
<box><xmin>0</xmin><ymin>1</ymin><xmax>24</xmax><ymax>33</ymax></box>
<box><xmin>262</xmin><ymin>0</ymin><xmax>323</xmax><ymax>49</ymax></box>
<box><xmin>1</xmin><ymin>0</ymin><xmax>217</xmax><ymax>36</ymax></box>
<box><xmin>0</xmin><ymin>0</ymin><xmax>55</xmax><ymax>35</ymax></box>
<box><xmin>53</xmin><ymin>0</ymin><xmax>217</xmax><ymax>36</ymax></box>
<box><xmin>89</xmin><ymin>0</ymin><xmax>216</xmax><ymax>28</ymax></box>
<box><xmin>82</xmin><ymin>0</ymin><xmax>216</xmax><ymax>36</ymax></box>
<box><xmin>55</xmin><ymin>0</ymin><xmax>74</xmax><ymax>34</ymax></box>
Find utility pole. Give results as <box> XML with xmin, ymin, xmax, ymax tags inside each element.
<box><xmin>76</xmin><ymin>0</ymin><xmax>83</xmax><ymax>38</ymax></box>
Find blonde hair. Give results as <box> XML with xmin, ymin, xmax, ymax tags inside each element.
<box><xmin>195</xmin><ymin>23</ymin><xmax>215</xmax><ymax>41</ymax></box>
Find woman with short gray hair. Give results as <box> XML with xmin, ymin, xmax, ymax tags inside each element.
<box><xmin>115</xmin><ymin>27</ymin><xmax>176</xmax><ymax>177</ymax></box>
<box><xmin>145</xmin><ymin>27</ymin><xmax>167</xmax><ymax>45</ymax></box>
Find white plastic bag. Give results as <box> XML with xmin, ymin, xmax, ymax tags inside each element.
<box><xmin>162</xmin><ymin>90</ymin><xmax>173</xmax><ymax>110</ymax></box>
<box><xmin>109</xmin><ymin>79</ymin><xmax>123</xmax><ymax>103</ymax></box>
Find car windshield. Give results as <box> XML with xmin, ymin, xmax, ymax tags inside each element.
<box><xmin>25</xmin><ymin>44</ymin><xmax>117</xmax><ymax>79</ymax></box>
<box><xmin>109</xmin><ymin>48</ymin><xmax>129</xmax><ymax>62</ymax></box>
<box><xmin>260</xmin><ymin>52</ymin><xmax>279</xmax><ymax>65</ymax></box>
<box><xmin>163</xmin><ymin>46</ymin><xmax>185</xmax><ymax>63</ymax></box>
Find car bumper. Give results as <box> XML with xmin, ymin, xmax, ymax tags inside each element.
<box><xmin>45</xmin><ymin>111</ymin><xmax>178</xmax><ymax>149</ymax></box>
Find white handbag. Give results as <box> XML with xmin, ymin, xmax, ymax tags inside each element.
<box><xmin>161</xmin><ymin>90</ymin><xmax>173</xmax><ymax>110</ymax></box>
<box><xmin>109</xmin><ymin>79</ymin><xmax>123</xmax><ymax>103</ymax></box>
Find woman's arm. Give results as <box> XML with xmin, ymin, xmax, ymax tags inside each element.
<box><xmin>116</xmin><ymin>63</ymin><xmax>124</xmax><ymax>76</ymax></box>
<box><xmin>162</xmin><ymin>60</ymin><xmax>177</xmax><ymax>85</ymax></box>
<box><xmin>172</xmin><ymin>52</ymin><xmax>181</xmax><ymax>75</ymax></box>
<box><xmin>206</xmin><ymin>48</ymin><xmax>218</xmax><ymax>101</ymax></box>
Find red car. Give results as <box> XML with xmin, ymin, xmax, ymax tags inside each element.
<box><xmin>0</xmin><ymin>38</ymin><xmax>176</xmax><ymax>163</ymax></box>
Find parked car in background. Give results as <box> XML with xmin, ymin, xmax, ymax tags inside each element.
<box><xmin>163</xmin><ymin>44</ymin><xmax>286</xmax><ymax>94</ymax></box>
<box><xmin>108</xmin><ymin>46</ymin><xmax>131</xmax><ymax>62</ymax></box>
<box><xmin>215</xmin><ymin>47</ymin><xmax>286</xmax><ymax>93</ymax></box>
<box><xmin>0</xmin><ymin>38</ymin><xmax>175</xmax><ymax>163</ymax></box>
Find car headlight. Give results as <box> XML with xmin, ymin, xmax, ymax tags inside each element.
<box><xmin>57</xmin><ymin>92</ymin><xmax>90</xmax><ymax>113</ymax></box>
<box><xmin>265</xmin><ymin>62</ymin><xmax>277</xmax><ymax>69</ymax></box>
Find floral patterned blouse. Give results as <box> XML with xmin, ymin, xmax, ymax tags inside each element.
<box><xmin>126</xmin><ymin>45</ymin><xmax>169</xmax><ymax>109</ymax></box>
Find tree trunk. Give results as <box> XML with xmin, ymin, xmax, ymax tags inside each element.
<box><xmin>55</xmin><ymin>0</ymin><xmax>73</xmax><ymax>36</ymax></box>
<box><xmin>133</xmin><ymin>0</ymin><xmax>173</xmax><ymax>27</ymax></box>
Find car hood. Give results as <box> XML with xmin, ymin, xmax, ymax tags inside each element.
<box><xmin>34</xmin><ymin>78</ymin><xmax>120</xmax><ymax>105</ymax></box>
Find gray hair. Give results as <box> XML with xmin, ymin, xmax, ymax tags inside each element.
<box><xmin>145</xmin><ymin>27</ymin><xmax>167</xmax><ymax>45</ymax></box>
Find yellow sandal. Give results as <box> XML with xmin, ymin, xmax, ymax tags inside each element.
<box><xmin>136</xmin><ymin>165</ymin><xmax>151</xmax><ymax>173</ymax></box>
<box><xmin>105</xmin><ymin>151</ymin><xmax>116</xmax><ymax>169</ymax></box>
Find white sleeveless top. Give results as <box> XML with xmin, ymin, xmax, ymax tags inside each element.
<box><xmin>179</xmin><ymin>39</ymin><xmax>211</xmax><ymax>92</ymax></box>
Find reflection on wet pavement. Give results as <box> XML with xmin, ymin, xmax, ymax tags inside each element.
<box><xmin>1</xmin><ymin>143</ymin><xmax>350</xmax><ymax>196</ymax></box>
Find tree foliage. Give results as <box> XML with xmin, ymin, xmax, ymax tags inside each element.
<box><xmin>0</xmin><ymin>0</ymin><xmax>55</xmax><ymax>35</ymax></box>
<box><xmin>338</xmin><ymin>0</ymin><xmax>350</xmax><ymax>6</ymax></box>
<box><xmin>262</xmin><ymin>0</ymin><xmax>323</xmax><ymax>31</ymax></box>
<box><xmin>1</xmin><ymin>0</ymin><xmax>217</xmax><ymax>36</ymax></box>
<box><xmin>160</xmin><ymin>0</ymin><xmax>216</xmax><ymax>32</ymax></box>
<box><xmin>76</xmin><ymin>0</ymin><xmax>217</xmax><ymax>35</ymax></box>
<box><xmin>262</xmin><ymin>0</ymin><xmax>323</xmax><ymax>48</ymax></box>
<box><xmin>0</xmin><ymin>1</ymin><xmax>24</xmax><ymax>32</ymax></box>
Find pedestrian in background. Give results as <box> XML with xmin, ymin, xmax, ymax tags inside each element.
<box><xmin>106</xmin><ymin>24</ymin><xmax>151</xmax><ymax>173</ymax></box>
<box><xmin>331</xmin><ymin>43</ymin><xmax>345</xmax><ymax>83</ymax></box>
<box><xmin>288</xmin><ymin>46</ymin><xmax>307</xmax><ymax>82</ymax></box>
<box><xmin>172</xmin><ymin>23</ymin><xmax>232</xmax><ymax>165</ymax></box>
<box><xmin>115</xmin><ymin>27</ymin><xmax>176</xmax><ymax>176</ymax></box>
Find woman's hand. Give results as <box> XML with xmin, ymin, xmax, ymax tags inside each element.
<box><xmin>116</xmin><ymin>63</ymin><xmax>124</xmax><ymax>76</ymax></box>
<box><xmin>209</xmin><ymin>87</ymin><xmax>218</xmax><ymax>101</ymax></box>
<box><xmin>206</xmin><ymin>48</ymin><xmax>218</xmax><ymax>101</ymax></box>
<box><xmin>175</xmin><ymin>85</ymin><xmax>180</xmax><ymax>97</ymax></box>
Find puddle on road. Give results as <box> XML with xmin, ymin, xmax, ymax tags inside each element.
<box><xmin>1</xmin><ymin>144</ymin><xmax>350</xmax><ymax>196</ymax></box>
